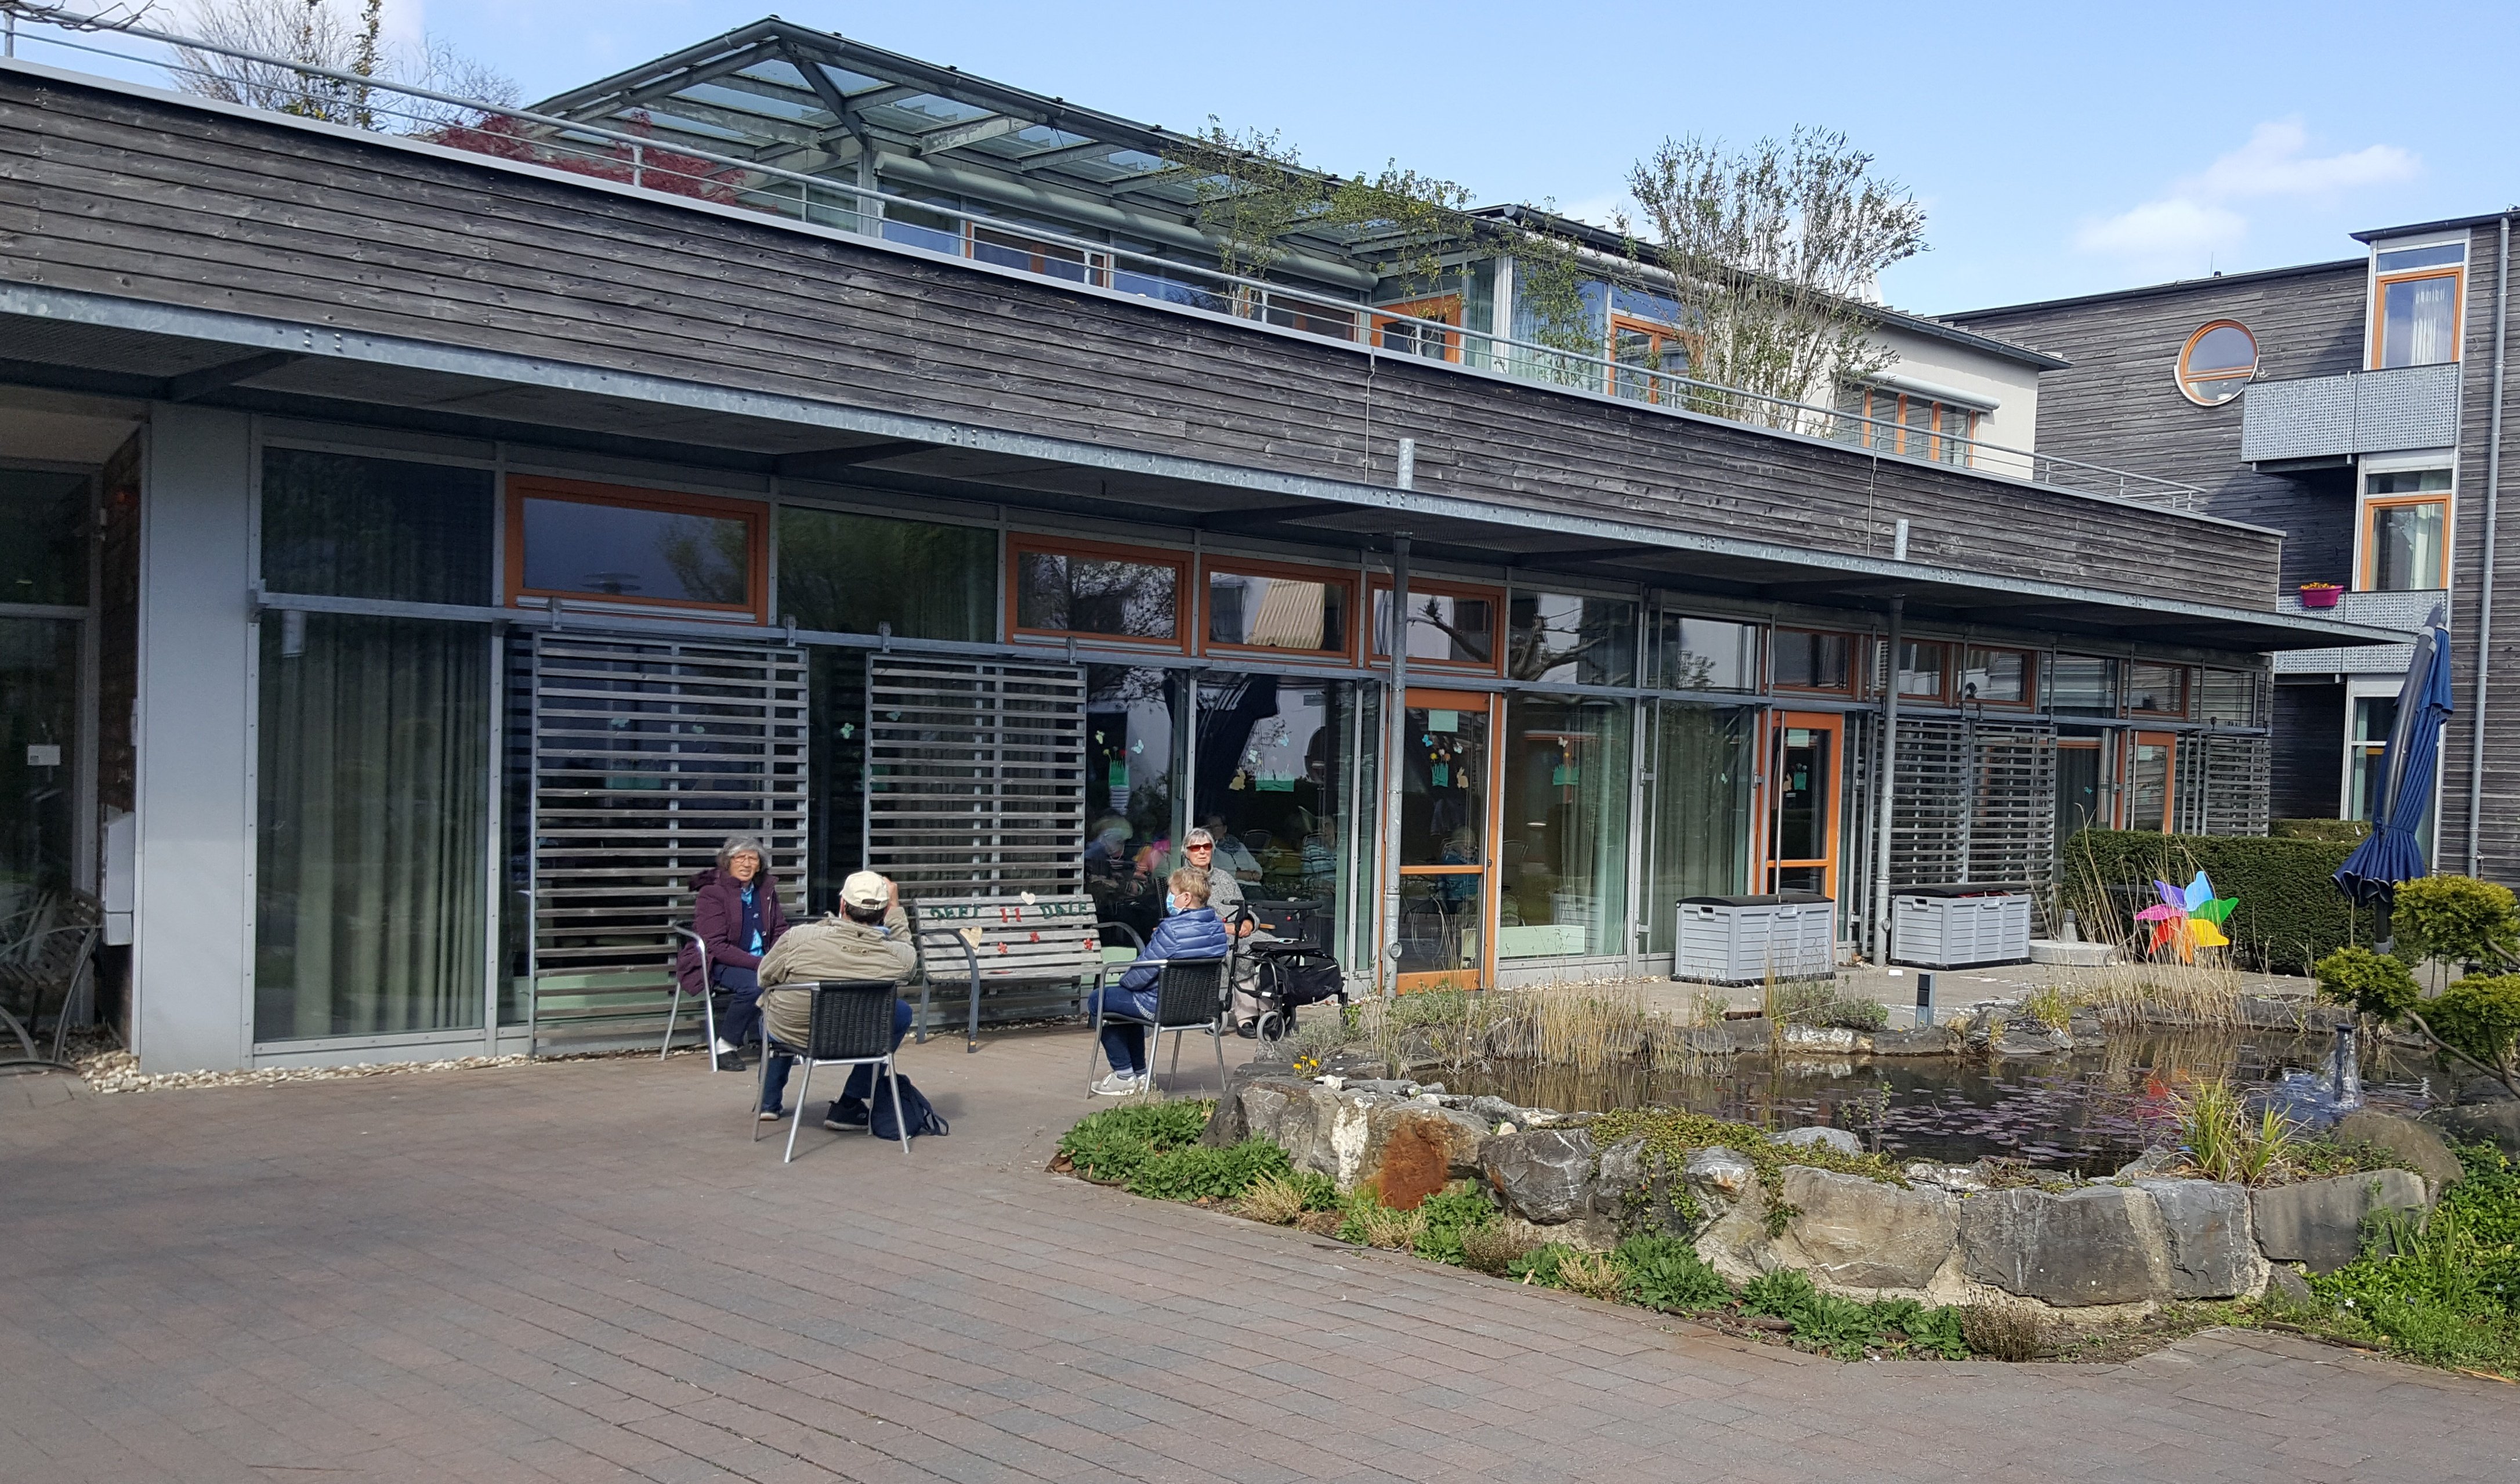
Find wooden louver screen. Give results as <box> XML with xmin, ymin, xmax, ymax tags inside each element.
<box><xmin>864</xmin><ymin>656</ymin><xmax>1087</xmax><ymax>897</ymax></box>
<box><xmin>519</xmin><ymin>632</ymin><xmax>808</xmax><ymax>1048</ymax></box>
<box><xmin>1887</xmin><ymin>716</ymin><xmax>2056</xmax><ymax>891</ymax></box>
<box><xmin>2177</xmin><ymin>733</ymin><xmax>2272</xmax><ymax>838</ymax></box>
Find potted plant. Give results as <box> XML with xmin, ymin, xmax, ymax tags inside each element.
<box><xmin>2299</xmin><ymin>582</ymin><xmax>2343</xmax><ymax>610</ymax></box>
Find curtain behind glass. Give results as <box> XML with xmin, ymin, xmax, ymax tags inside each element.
<box><xmin>260</xmin><ymin>448</ymin><xmax>494</xmax><ymax>605</ymax></box>
<box><xmin>1645</xmin><ymin>704</ymin><xmax>1753</xmax><ymax>955</ymax></box>
<box><xmin>1499</xmin><ymin>695</ymin><xmax>1632</xmax><ymax>957</ymax></box>
<box><xmin>256</xmin><ymin>614</ymin><xmax>488</xmax><ymax>1041</ymax></box>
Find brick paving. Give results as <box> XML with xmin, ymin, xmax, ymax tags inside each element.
<box><xmin>4</xmin><ymin>1027</ymin><xmax>2517</xmax><ymax>1484</ymax></box>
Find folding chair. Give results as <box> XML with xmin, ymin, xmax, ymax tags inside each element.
<box><xmin>752</xmin><ymin>980</ymin><xmax>909</xmax><ymax>1163</ymax></box>
<box><xmin>661</xmin><ymin>925</ymin><xmax>725</xmax><ymax>1070</ymax></box>
<box><xmin>1084</xmin><ymin>957</ymin><xmax>1226</xmax><ymax>1098</ymax></box>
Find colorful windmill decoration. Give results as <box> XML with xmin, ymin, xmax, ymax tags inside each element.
<box><xmin>2136</xmin><ymin>871</ymin><xmax>2238</xmax><ymax>962</ymax></box>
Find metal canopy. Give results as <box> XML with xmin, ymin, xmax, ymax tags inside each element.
<box><xmin>0</xmin><ymin>301</ymin><xmax>2408</xmax><ymax>659</ymax></box>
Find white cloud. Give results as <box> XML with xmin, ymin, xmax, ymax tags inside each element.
<box><xmin>2073</xmin><ymin>118</ymin><xmax>2420</xmax><ymax>269</ymax></box>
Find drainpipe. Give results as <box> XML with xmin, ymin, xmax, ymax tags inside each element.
<box><xmin>1379</xmin><ymin>533</ymin><xmax>1411</xmax><ymax>997</ymax></box>
<box><xmin>1869</xmin><ymin>596</ymin><xmax>1906</xmax><ymax>964</ymax></box>
<box><xmin>2465</xmin><ymin>212</ymin><xmax>2511</xmax><ymax>878</ymax></box>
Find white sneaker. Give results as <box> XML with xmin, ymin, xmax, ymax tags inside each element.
<box><xmin>1092</xmin><ymin>1071</ymin><xmax>1145</xmax><ymax>1096</ymax></box>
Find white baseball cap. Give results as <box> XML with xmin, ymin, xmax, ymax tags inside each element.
<box><xmin>840</xmin><ymin>871</ymin><xmax>889</xmax><ymax>910</ymax></box>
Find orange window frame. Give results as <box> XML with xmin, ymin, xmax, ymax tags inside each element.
<box><xmin>2359</xmin><ymin>494</ymin><xmax>2452</xmax><ymax>592</ymax></box>
<box><xmin>2124</xmin><ymin>732</ymin><xmax>2178</xmax><ymax>832</ymax></box>
<box><xmin>1370</xmin><ymin>294</ymin><xmax>1464</xmax><ymax>363</ymax></box>
<box><xmin>1388</xmin><ymin>686</ymin><xmax>1505</xmax><ymax>994</ymax></box>
<box><xmin>1371</xmin><ymin>577</ymin><xmax>1504</xmax><ymax>674</ymax></box>
<box><xmin>1607</xmin><ymin>315</ymin><xmax>1701</xmax><ymax>403</ymax></box>
<box><xmin>1958</xmin><ymin>646</ymin><xmax>2037</xmax><ymax>709</ymax></box>
<box><xmin>1764</xmin><ymin>711</ymin><xmax>1845</xmax><ymax>899</ymax></box>
<box><xmin>1854</xmin><ymin>388</ymin><xmax>1975</xmax><ymax>465</ymax></box>
<box><xmin>505</xmin><ymin>475</ymin><xmax>768</xmax><ymax>621</ymax></box>
<box><xmin>1772</xmin><ymin>628</ymin><xmax>1858</xmax><ymax>696</ymax></box>
<box><xmin>2369</xmin><ymin>267</ymin><xmax>2465</xmax><ymax>370</ymax></box>
<box><xmin>1198</xmin><ymin>555</ymin><xmax>1358</xmax><ymax>662</ymax></box>
<box><xmin>1006</xmin><ymin>534</ymin><xmax>1192</xmax><ymax>651</ymax></box>
<box><xmin>2175</xmin><ymin>319</ymin><xmax>2258</xmax><ymax>405</ymax></box>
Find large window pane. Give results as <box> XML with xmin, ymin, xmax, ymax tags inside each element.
<box><xmin>1194</xmin><ymin>675</ymin><xmax>1350</xmax><ymax>951</ymax></box>
<box><xmin>1895</xmin><ymin>640</ymin><xmax>1946</xmax><ymax>699</ymax></box>
<box><xmin>260</xmin><ymin>449</ymin><xmax>492</xmax><ymax>605</ymax></box>
<box><xmin>1499</xmin><ymin>696</ymin><xmax>1632</xmax><ymax>958</ymax></box>
<box><xmin>2370</xmin><ymin>502</ymin><xmax>2447</xmax><ymax>590</ymax></box>
<box><xmin>2049</xmin><ymin>654</ymin><xmax>2117</xmax><ymax>715</ymax></box>
<box><xmin>2126</xmin><ymin>663</ymin><xmax>2190</xmax><ymax>716</ymax></box>
<box><xmin>1207</xmin><ymin>569</ymin><xmax>1347</xmax><ymax>655</ymax></box>
<box><xmin>519</xmin><ymin>493</ymin><xmax>754</xmax><ymax>609</ymax></box>
<box><xmin>0</xmin><ymin>617</ymin><xmax>78</xmax><ymax>925</ymax></box>
<box><xmin>0</xmin><ymin>469</ymin><xmax>89</xmax><ymax>606</ymax></box>
<box><xmin>256</xmin><ymin>614</ymin><xmax>488</xmax><ymax>1040</ymax></box>
<box><xmin>1657</xmin><ymin>614</ymin><xmax>1757</xmax><ymax>692</ymax></box>
<box><xmin>1374</xmin><ymin>588</ymin><xmax>1497</xmax><ymax>665</ymax></box>
<box><xmin>1960</xmin><ymin>647</ymin><xmax>2028</xmax><ymax>704</ymax></box>
<box><xmin>1506</xmin><ymin>591</ymin><xmax>1636</xmax><ymax>685</ymax></box>
<box><xmin>1774</xmin><ymin>629</ymin><xmax>1851</xmax><ymax>691</ymax></box>
<box><xmin>1084</xmin><ymin>666</ymin><xmax>1178</xmax><ymax>942</ymax></box>
<box><xmin>778</xmin><ymin>506</ymin><xmax>993</xmax><ymax>640</ymax></box>
<box><xmin>2377</xmin><ymin>273</ymin><xmax>2460</xmax><ymax>368</ymax></box>
<box><xmin>1017</xmin><ymin>547</ymin><xmax>1179</xmax><ymax>640</ymax></box>
<box><xmin>1643</xmin><ymin>704</ymin><xmax>1753</xmax><ymax>955</ymax></box>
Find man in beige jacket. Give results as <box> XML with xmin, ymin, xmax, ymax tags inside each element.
<box><xmin>752</xmin><ymin>870</ymin><xmax>918</xmax><ymax>1128</ymax></box>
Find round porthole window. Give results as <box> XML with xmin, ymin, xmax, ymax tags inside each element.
<box><xmin>2177</xmin><ymin>320</ymin><xmax>2257</xmax><ymax>405</ymax></box>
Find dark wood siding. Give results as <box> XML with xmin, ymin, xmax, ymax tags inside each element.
<box><xmin>2271</xmin><ymin>681</ymin><xmax>2344</xmax><ymax>820</ymax></box>
<box><xmin>0</xmin><ymin>73</ymin><xmax>2282</xmax><ymax>610</ymax></box>
<box><xmin>1957</xmin><ymin>266</ymin><xmax>2367</xmax><ymax>591</ymax></box>
<box><xmin>2439</xmin><ymin>221</ymin><xmax>2518</xmax><ymax>883</ymax></box>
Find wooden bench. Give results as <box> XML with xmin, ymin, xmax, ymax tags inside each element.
<box><xmin>905</xmin><ymin>895</ymin><xmax>1143</xmax><ymax>1052</ymax></box>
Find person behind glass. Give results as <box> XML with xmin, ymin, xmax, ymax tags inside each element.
<box><xmin>752</xmin><ymin>870</ymin><xmax>917</xmax><ymax>1128</ymax></box>
<box><xmin>1091</xmin><ymin>866</ymin><xmax>1229</xmax><ymax>1095</ymax></box>
<box><xmin>679</xmin><ymin>835</ymin><xmax>789</xmax><ymax>1072</ymax></box>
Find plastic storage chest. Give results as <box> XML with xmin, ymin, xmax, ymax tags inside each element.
<box><xmin>1891</xmin><ymin>886</ymin><xmax>2033</xmax><ymax>968</ymax></box>
<box><xmin>1673</xmin><ymin>892</ymin><xmax>1837</xmax><ymax>984</ymax></box>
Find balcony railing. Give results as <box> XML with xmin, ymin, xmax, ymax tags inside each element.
<box><xmin>13</xmin><ymin>10</ymin><xmax>2212</xmax><ymax>515</ymax></box>
<box><xmin>2240</xmin><ymin>363</ymin><xmax>2461</xmax><ymax>464</ymax></box>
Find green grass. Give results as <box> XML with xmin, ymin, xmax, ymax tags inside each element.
<box><xmin>2283</xmin><ymin>1142</ymin><xmax>2520</xmax><ymax>1377</ymax></box>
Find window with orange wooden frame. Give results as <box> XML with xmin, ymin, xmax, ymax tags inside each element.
<box><xmin>1006</xmin><ymin>534</ymin><xmax>1190</xmax><ymax>650</ymax></box>
<box><xmin>1607</xmin><ymin>315</ymin><xmax>1700</xmax><ymax>403</ymax></box>
<box><xmin>2359</xmin><ymin>493</ymin><xmax>2451</xmax><ymax>592</ymax></box>
<box><xmin>2369</xmin><ymin>258</ymin><xmax>2464</xmax><ymax>370</ymax></box>
<box><xmin>506</xmin><ymin>476</ymin><xmax>767</xmax><ymax>621</ymax></box>
<box><xmin>1370</xmin><ymin>294</ymin><xmax>1464</xmax><ymax>364</ymax></box>
<box><xmin>1200</xmin><ymin>555</ymin><xmax>1356</xmax><ymax>662</ymax></box>
<box><xmin>1371</xmin><ymin>577</ymin><xmax>1502</xmax><ymax>672</ymax></box>
<box><xmin>1848</xmin><ymin>385</ymin><xmax>1977</xmax><ymax>466</ymax></box>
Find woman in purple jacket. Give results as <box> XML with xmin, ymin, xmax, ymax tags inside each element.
<box><xmin>676</xmin><ymin>835</ymin><xmax>790</xmax><ymax>1070</ymax></box>
<box><xmin>1092</xmin><ymin>867</ymin><xmax>1230</xmax><ymax>1095</ymax></box>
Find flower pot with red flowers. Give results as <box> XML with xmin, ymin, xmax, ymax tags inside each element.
<box><xmin>2299</xmin><ymin>583</ymin><xmax>2343</xmax><ymax>610</ymax></box>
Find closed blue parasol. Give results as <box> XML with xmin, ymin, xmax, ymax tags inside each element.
<box><xmin>2334</xmin><ymin>606</ymin><xmax>2454</xmax><ymax>904</ymax></box>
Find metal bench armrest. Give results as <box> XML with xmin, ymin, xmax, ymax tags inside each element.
<box><xmin>911</xmin><ymin>928</ymin><xmax>985</xmax><ymax>1054</ymax></box>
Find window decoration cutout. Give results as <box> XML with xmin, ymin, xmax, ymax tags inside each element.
<box><xmin>2177</xmin><ymin>321</ymin><xmax>2257</xmax><ymax>406</ymax></box>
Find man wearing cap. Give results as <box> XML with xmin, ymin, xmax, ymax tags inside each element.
<box><xmin>752</xmin><ymin>870</ymin><xmax>918</xmax><ymax>1128</ymax></box>
<box><xmin>1182</xmin><ymin>827</ymin><xmax>1264</xmax><ymax>1034</ymax></box>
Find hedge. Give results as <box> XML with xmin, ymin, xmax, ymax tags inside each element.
<box><xmin>2062</xmin><ymin>829</ymin><xmax>2382</xmax><ymax>976</ymax></box>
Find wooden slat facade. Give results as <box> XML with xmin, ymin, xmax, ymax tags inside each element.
<box><xmin>0</xmin><ymin>71</ymin><xmax>2287</xmax><ymax>612</ymax></box>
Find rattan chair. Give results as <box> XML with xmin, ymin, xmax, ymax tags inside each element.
<box><xmin>1084</xmin><ymin>957</ymin><xmax>1226</xmax><ymax>1098</ymax></box>
<box><xmin>661</xmin><ymin>925</ymin><xmax>725</xmax><ymax>1070</ymax></box>
<box><xmin>753</xmin><ymin>980</ymin><xmax>908</xmax><ymax>1162</ymax></box>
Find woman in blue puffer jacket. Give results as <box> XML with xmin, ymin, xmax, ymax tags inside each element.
<box><xmin>1092</xmin><ymin>867</ymin><xmax>1230</xmax><ymax>1094</ymax></box>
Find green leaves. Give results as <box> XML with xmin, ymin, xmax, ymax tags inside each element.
<box><xmin>2427</xmin><ymin>975</ymin><xmax>2520</xmax><ymax>1086</ymax></box>
<box><xmin>2315</xmin><ymin>946</ymin><xmax>2420</xmax><ymax>1022</ymax></box>
<box><xmin>1125</xmin><ymin>1139</ymin><xmax>1292</xmax><ymax>1203</ymax></box>
<box><xmin>1613</xmin><ymin>1236</ymin><xmax>1730</xmax><ymax>1313</ymax></box>
<box><xmin>1055</xmin><ymin>1100</ymin><xmax>1218</xmax><ymax>1184</ymax></box>
<box><xmin>2392</xmin><ymin>876</ymin><xmax>2520</xmax><ymax>970</ymax></box>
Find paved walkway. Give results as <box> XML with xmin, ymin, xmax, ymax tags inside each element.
<box><xmin>4</xmin><ymin>1028</ymin><xmax>2515</xmax><ymax>1484</ymax></box>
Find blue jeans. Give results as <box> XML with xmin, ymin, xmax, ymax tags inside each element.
<box><xmin>759</xmin><ymin>997</ymin><xmax>913</xmax><ymax>1113</ymax></box>
<box><xmin>1096</xmin><ymin>984</ymin><xmax>1158</xmax><ymax>1076</ymax></box>
<box><xmin>712</xmin><ymin>964</ymin><xmax>761</xmax><ymax>1047</ymax></box>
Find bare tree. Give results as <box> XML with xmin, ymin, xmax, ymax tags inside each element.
<box><xmin>1626</xmin><ymin>128</ymin><xmax>1927</xmax><ymax>428</ymax></box>
<box><xmin>163</xmin><ymin>0</ymin><xmax>510</xmax><ymax>129</ymax></box>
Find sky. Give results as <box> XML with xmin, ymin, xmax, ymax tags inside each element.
<box><xmin>107</xmin><ymin>1</ymin><xmax>2520</xmax><ymax>313</ymax></box>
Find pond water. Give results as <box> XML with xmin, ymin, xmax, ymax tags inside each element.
<box><xmin>1446</xmin><ymin>1030</ymin><xmax>2439</xmax><ymax>1175</ymax></box>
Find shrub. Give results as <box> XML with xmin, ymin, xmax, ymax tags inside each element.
<box><xmin>2391</xmin><ymin>876</ymin><xmax>2520</xmax><ymax>971</ymax></box>
<box><xmin>1766</xmin><ymin>978</ymin><xmax>1888</xmax><ymax>1031</ymax></box>
<box><xmin>1056</xmin><ymin>1099</ymin><xmax>1217</xmax><ymax>1183</ymax></box>
<box><xmin>1412</xmin><ymin>1182</ymin><xmax>1498</xmax><ymax>1266</ymax></box>
<box><xmin>1507</xmin><ymin>1242</ymin><xmax>1575</xmax><ymax>1286</ymax></box>
<box><xmin>2305</xmin><ymin>1143</ymin><xmax>2520</xmax><ymax>1376</ymax></box>
<box><xmin>1959</xmin><ymin>1305</ymin><xmax>2047</xmax><ymax>1362</ymax></box>
<box><xmin>1460</xmin><ymin>1224</ymin><xmax>1537</xmax><ymax>1276</ymax></box>
<box><xmin>2315</xmin><ymin>945</ymin><xmax>2420</xmax><ymax>1022</ymax></box>
<box><xmin>1125</xmin><ymin>1138</ymin><xmax>1291</xmax><ymax>1202</ymax></box>
<box><xmin>2064</xmin><ymin>830</ymin><xmax>2380</xmax><ymax>975</ymax></box>
<box><xmin>2271</xmin><ymin>817</ymin><xmax>2371</xmax><ymax>845</ymax></box>
<box><xmin>1233</xmin><ymin>1172</ymin><xmax>1310</xmax><ymax>1225</ymax></box>
<box><xmin>1335</xmin><ymin>1190</ymin><xmax>1424</xmax><ymax>1250</ymax></box>
<box><xmin>1612</xmin><ymin>1235</ymin><xmax>1732</xmax><ymax>1313</ymax></box>
<box><xmin>1555</xmin><ymin>1250</ymin><xmax>1628</xmax><ymax>1302</ymax></box>
<box><xmin>2426</xmin><ymin>975</ymin><xmax>2520</xmax><ymax>1092</ymax></box>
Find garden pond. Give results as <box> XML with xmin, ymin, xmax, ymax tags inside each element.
<box><xmin>1446</xmin><ymin>1027</ymin><xmax>2439</xmax><ymax>1175</ymax></box>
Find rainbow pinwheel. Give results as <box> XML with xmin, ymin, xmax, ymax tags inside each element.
<box><xmin>2135</xmin><ymin>871</ymin><xmax>2238</xmax><ymax>962</ymax></box>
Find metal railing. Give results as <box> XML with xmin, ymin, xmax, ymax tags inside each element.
<box><xmin>6</xmin><ymin>9</ymin><xmax>2211</xmax><ymax>514</ymax></box>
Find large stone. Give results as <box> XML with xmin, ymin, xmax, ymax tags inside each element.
<box><xmin>2331</xmin><ymin>1109</ymin><xmax>2463</xmax><ymax>1190</ymax></box>
<box><xmin>2429</xmin><ymin>1102</ymin><xmax>2520</xmax><ymax>1159</ymax></box>
<box><xmin>1234</xmin><ymin>1078</ymin><xmax>1345</xmax><ymax>1179</ymax></box>
<box><xmin>1869</xmin><ymin>1026</ymin><xmax>1961</xmax><ymax>1056</ymax></box>
<box><xmin>2251</xmin><ymin>1170</ymin><xmax>2431</xmax><ymax>1274</ymax></box>
<box><xmin>1357</xmin><ymin>1103</ymin><xmax>1489</xmax><ymax>1211</ymax></box>
<box><xmin>2134</xmin><ymin>1179</ymin><xmax>2265</xmax><ymax>1299</ymax></box>
<box><xmin>1775</xmin><ymin>1166</ymin><xmax>1957</xmax><ymax>1292</ymax></box>
<box><xmin>1776</xmin><ymin>1125</ymin><xmax>1862</xmax><ymax>1154</ymax></box>
<box><xmin>1594</xmin><ymin>1134</ymin><xmax>1694</xmax><ymax>1237</ymax></box>
<box><xmin>1480</xmin><ymin>1128</ymin><xmax>1596</xmax><ymax>1225</ymax></box>
<box><xmin>1957</xmin><ymin>1185</ymin><xmax>2171</xmax><ymax>1305</ymax></box>
<box><xmin>2456</xmin><ymin>1076</ymin><xmax>2519</xmax><ymax>1105</ymax></box>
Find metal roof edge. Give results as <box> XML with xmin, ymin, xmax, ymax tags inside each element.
<box><xmin>1945</xmin><ymin>257</ymin><xmax>2371</xmax><ymax>323</ymax></box>
<box><xmin>2351</xmin><ymin>210</ymin><xmax>2520</xmax><ymax>244</ymax></box>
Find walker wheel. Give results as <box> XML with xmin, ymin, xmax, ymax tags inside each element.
<box><xmin>1255</xmin><ymin>1011</ymin><xmax>1288</xmax><ymax>1044</ymax></box>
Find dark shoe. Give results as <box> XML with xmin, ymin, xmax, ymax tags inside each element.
<box><xmin>1234</xmin><ymin>1022</ymin><xmax>1259</xmax><ymax>1039</ymax></box>
<box><xmin>716</xmin><ymin>1050</ymin><xmax>747</xmax><ymax>1072</ymax></box>
<box><xmin>822</xmin><ymin>1098</ymin><xmax>870</xmax><ymax>1131</ymax></box>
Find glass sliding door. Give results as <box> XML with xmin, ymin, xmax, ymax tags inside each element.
<box><xmin>1766</xmin><ymin>712</ymin><xmax>1844</xmax><ymax>896</ymax></box>
<box><xmin>1643</xmin><ymin>703</ymin><xmax>1754</xmax><ymax>955</ymax></box>
<box><xmin>1396</xmin><ymin>689</ymin><xmax>1494</xmax><ymax>990</ymax></box>
<box><xmin>1193</xmin><ymin>674</ymin><xmax>1351</xmax><ymax>952</ymax></box>
<box><xmin>1498</xmin><ymin>694</ymin><xmax>1631</xmax><ymax>960</ymax></box>
<box><xmin>0</xmin><ymin>617</ymin><xmax>79</xmax><ymax>922</ymax></box>
<box><xmin>255</xmin><ymin>614</ymin><xmax>490</xmax><ymax>1041</ymax></box>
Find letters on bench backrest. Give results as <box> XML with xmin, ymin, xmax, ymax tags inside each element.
<box><xmin>907</xmin><ymin>895</ymin><xmax>1107</xmax><ymax>982</ymax></box>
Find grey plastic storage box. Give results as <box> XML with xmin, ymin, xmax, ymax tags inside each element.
<box><xmin>1891</xmin><ymin>886</ymin><xmax>2033</xmax><ymax>968</ymax></box>
<box><xmin>1673</xmin><ymin>892</ymin><xmax>1837</xmax><ymax>984</ymax></box>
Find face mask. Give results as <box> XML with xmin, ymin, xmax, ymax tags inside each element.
<box><xmin>1164</xmin><ymin>895</ymin><xmax>1182</xmax><ymax>917</ymax></box>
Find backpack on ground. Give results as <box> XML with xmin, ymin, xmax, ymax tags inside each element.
<box><xmin>868</xmin><ymin>1073</ymin><xmax>950</xmax><ymax>1141</ymax></box>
